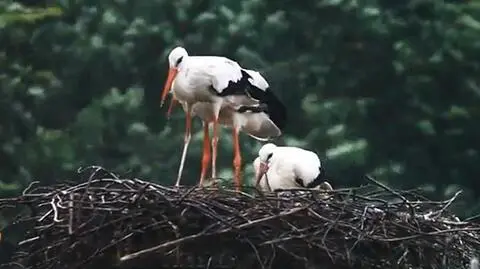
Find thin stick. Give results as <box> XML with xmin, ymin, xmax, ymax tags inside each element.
<box><xmin>68</xmin><ymin>193</ymin><xmax>74</xmax><ymax>234</ymax></box>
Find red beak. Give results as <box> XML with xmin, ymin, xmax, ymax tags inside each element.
<box><xmin>255</xmin><ymin>162</ymin><xmax>268</xmax><ymax>186</ymax></box>
<box><xmin>166</xmin><ymin>96</ymin><xmax>178</xmax><ymax>119</ymax></box>
<box><xmin>160</xmin><ymin>68</ymin><xmax>178</xmax><ymax>107</ymax></box>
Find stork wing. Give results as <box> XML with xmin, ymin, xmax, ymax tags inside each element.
<box><xmin>198</xmin><ymin>56</ymin><xmax>270</xmax><ymax>97</ymax></box>
<box><xmin>242</xmin><ymin>68</ymin><xmax>269</xmax><ymax>91</ymax></box>
<box><xmin>200</xmin><ymin>56</ymin><xmax>244</xmax><ymax>94</ymax></box>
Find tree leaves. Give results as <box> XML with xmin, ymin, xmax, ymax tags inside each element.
<box><xmin>0</xmin><ymin>5</ymin><xmax>62</xmax><ymax>28</ymax></box>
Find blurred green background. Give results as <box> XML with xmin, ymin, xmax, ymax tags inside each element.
<box><xmin>1</xmin><ymin>0</ymin><xmax>480</xmax><ymax>222</ymax></box>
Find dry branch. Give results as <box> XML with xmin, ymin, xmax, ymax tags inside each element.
<box><xmin>0</xmin><ymin>166</ymin><xmax>479</xmax><ymax>269</ymax></box>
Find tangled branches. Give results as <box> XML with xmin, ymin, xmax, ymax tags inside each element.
<box><xmin>1</xmin><ymin>166</ymin><xmax>479</xmax><ymax>269</ymax></box>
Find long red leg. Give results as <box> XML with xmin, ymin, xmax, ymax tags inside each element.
<box><xmin>211</xmin><ymin>118</ymin><xmax>219</xmax><ymax>180</ymax></box>
<box><xmin>232</xmin><ymin>127</ymin><xmax>242</xmax><ymax>192</ymax></box>
<box><xmin>199</xmin><ymin>121</ymin><xmax>211</xmax><ymax>186</ymax></box>
<box><xmin>166</xmin><ymin>97</ymin><xmax>178</xmax><ymax>119</ymax></box>
<box><xmin>174</xmin><ymin>105</ymin><xmax>192</xmax><ymax>187</ymax></box>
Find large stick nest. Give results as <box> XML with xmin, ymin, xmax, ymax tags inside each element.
<box><xmin>0</xmin><ymin>166</ymin><xmax>479</xmax><ymax>269</ymax></box>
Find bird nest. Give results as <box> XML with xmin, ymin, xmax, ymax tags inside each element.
<box><xmin>0</xmin><ymin>166</ymin><xmax>479</xmax><ymax>269</ymax></box>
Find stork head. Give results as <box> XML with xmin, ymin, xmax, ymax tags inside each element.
<box><xmin>254</xmin><ymin>143</ymin><xmax>277</xmax><ymax>186</ymax></box>
<box><xmin>168</xmin><ymin>46</ymin><xmax>188</xmax><ymax>68</ymax></box>
<box><xmin>161</xmin><ymin>46</ymin><xmax>189</xmax><ymax>107</ymax></box>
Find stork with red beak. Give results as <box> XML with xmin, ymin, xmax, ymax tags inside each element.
<box><xmin>160</xmin><ymin>47</ymin><xmax>286</xmax><ymax>190</ymax></box>
<box><xmin>253</xmin><ymin>143</ymin><xmax>327</xmax><ymax>192</ymax></box>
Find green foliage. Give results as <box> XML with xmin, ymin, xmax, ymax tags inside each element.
<box><xmin>1</xmin><ymin>0</ymin><xmax>480</xmax><ymax>218</ymax></box>
<box><xmin>0</xmin><ymin>4</ymin><xmax>62</xmax><ymax>28</ymax></box>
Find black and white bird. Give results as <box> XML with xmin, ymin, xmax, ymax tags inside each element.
<box><xmin>160</xmin><ymin>47</ymin><xmax>286</xmax><ymax>190</ymax></box>
<box><xmin>253</xmin><ymin>143</ymin><xmax>328</xmax><ymax>192</ymax></box>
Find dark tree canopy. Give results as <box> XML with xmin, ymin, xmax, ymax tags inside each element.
<box><xmin>0</xmin><ymin>0</ymin><xmax>479</xmax><ymax>224</ymax></box>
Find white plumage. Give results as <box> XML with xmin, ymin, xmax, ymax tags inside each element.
<box><xmin>253</xmin><ymin>143</ymin><xmax>325</xmax><ymax>192</ymax></box>
<box><xmin>253</xmin><ymin>157</ymin><xmax>298</xmax><ymax>191</ymax></box>
<box><xmin>163</xmin><ymin>47</ymin><xmax>264</xmax><ymax>107</ymax></box>
<box><xmin>161</xmin><ymin>47</ymin><xmax>286</xmax><ymax>190</ymax></box>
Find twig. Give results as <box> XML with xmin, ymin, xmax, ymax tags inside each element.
<box><xmin>18</xmin><ymin>236</ymin><xmax>40</xmax><ymax>246</ymax></box>
<box><xmin>365</xmin><ymin>175</ymin><xmax>417</xmax><ymax>218</ymax></box>
<box><xmin>119</xmin><ymin>231</ymin><xmax>208</xmax><ymax>262</ymax></box>
<box><xmin>68</xmin><ymin>193</ymin><xmax>74</xmax><ymax>235</ymax></box>
<box><xmin>22</xmin><ymin>181</ymin><xmax>40</xmax><ymax>196</ymax></box>
<box><xmin>429</xmin><ymin>190</ymin><xmax>462</xmax><ymax>219</ymax></box>
<box><xmin>50</xmin><ymin>196</ymin><xmax>62</xmax><ymax>222</ymax></box>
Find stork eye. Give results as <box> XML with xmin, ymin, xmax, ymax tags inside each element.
<box><xmin>176</xmin><ymin>56</ymin><xmax>184</xmax><ymax>66</ymax></box>
<box><xmin>267</xmin><ymin>153</ymin><xmax>273</xmax><ymax>160</ymax></box>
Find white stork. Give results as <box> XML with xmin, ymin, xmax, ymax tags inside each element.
<box><xmin>253</xmin><ymin>143</ymin><xmax>328</xmax><ymax>192</ymax></box>
<box><xmin>160</xmin><ymin>47</ymin><xmax>286</xmax><ymax>190</ymax></box>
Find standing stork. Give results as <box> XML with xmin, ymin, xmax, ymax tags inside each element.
<box><xmin>160</xmin><ymin>47</ymin><xmax>286</xmax><ymax>190</ymax></box>
<box><xmin>253</xmin><ymin>143</ymin><xmax>328</xmax><ymax>191</ymax></box>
